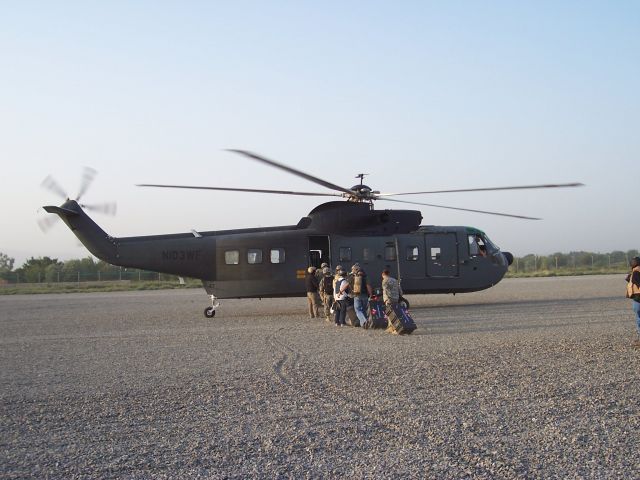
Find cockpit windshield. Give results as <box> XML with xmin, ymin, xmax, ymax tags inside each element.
<box><xmin>468</xmin><ymin>232</ymin><xmax>500</xmax><ymax>257</ymax></box>
<box><xmin>482</xmin><ymin>234</ymin><xmax>500</xmax><ymax>253</ymax></box>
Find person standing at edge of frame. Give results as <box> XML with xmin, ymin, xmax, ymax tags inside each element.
<box><xmin>625</xmin><ymin>256</ymin><xmax>640</xmax><ymax>347</ymax></box>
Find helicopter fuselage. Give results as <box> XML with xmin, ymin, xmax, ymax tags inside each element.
<box><xmin>45</xmin><ymin>200</ymin><xmax>512</xmax><ymax>299</ymax></box>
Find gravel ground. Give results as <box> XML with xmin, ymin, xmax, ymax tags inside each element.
<box><xmin>1</xmin><ymin>275</ymin><xmax>639</xmax><ymax>479</ymax></box>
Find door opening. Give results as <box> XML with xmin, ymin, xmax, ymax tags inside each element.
<box><xmin>308</xmin><ymin>236</ymin><xmax>330</xmax><ymax>268</ymax></box>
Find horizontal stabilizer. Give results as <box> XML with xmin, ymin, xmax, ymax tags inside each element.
<box><xmin>43</xmin><ymin>205</ymin><xmax>80</xmax><ymax>217</ymax></box>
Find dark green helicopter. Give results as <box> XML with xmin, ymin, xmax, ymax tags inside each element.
<box><xmin>42</xmin><ymin>150</ymin><xmax>582</xmax><ymax>317</ymax></box>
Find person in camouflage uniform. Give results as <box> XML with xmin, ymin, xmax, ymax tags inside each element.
<box><xmin>381</xmin><ymin>269</ymin><xmax>402</xmax><ymax>306</ymax></box>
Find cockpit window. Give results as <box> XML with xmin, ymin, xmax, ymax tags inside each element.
<box><xmin>483</xmin><ymin>235</ymin><xmax>499</xmax><ymax>252</ymax></box>
<box><xmin>468</xmin><ymin>235</ymin><xmax>480</xmax><ymax>256</ymax></box>
<box><xmin>469</xmin><ymin>233</ymin><xmax>499</xmax><ymax>257</ymax></box>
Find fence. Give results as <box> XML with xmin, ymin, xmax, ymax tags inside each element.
<box><xmin>509</xmin><ymin>255</ymin><xmax>630</xmax><ymax>275</ymax></box>
<box><xmin>0</xmin><ymin>270</ymin><xmax>187</xmax><ymax>286</ymax></box>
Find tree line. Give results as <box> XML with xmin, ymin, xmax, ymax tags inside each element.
<box><xmin>0</xmin><ymin>254</ymin><xmax>177</xmax><ymax>284</ymax></box>
<box><xmin>510</xmin><ymin>249</ymin><xmax>638</xmax><ymax>273</ymax></box>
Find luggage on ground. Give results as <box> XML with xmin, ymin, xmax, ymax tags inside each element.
<box><xmin>385</xmin><ymin>303</ymin><xmax>417</xmax><ymax>334</ymax></box>
<box><xmin>363</xmin><ymin>299</ymin><xmax>388</xmax><ymax>329</ymax></box>
<box><xmin>345</xmin><ymin>305</ymin><xmax>360</xmax><ymax>327</ymax></box>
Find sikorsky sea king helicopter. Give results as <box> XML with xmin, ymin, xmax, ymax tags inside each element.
<box><xmin>42</xmin><ymin>150</ymin><xmax>583</xmax><ymax>317</ymax></box>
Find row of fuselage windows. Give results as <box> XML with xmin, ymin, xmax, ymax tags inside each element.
<box><xmin>224</xmin><ymin>248</ymin><xmax>285</xmax><ymax>265</ymax></box>
<box><xmin>224</xmin><ymin>240</ymin><xmax>491</xmax><ymax>266</ymax></box>
<box><xmin>223</xmin><ymin>246</ymin><xmax>421</xmax><ymax>266</ymax></box>
<box><xmin>338</xmin><ymin>246</ymin><xmax>421</xmax><ymax>263</ymax></box>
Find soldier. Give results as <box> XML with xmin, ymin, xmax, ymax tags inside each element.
<box><xmin>381</xmin><ymin>269</ymin><xmax>403</xmax><ymax>306</ymax></box>
<box><xmin>319</xmin><ymin>266</ymin><xmax>334</xmax><ymax>321</ymax></box>
<box><xmin>305</xmin><ymin>266</ymin><xmax>321</xmax><ymax>318</ymax></box>
<box><xmin>315</xmin><ymin>262</ymin><xmax>329</xmax><ymax>283</ymax></box>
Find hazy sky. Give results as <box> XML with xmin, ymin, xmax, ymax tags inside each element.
<box><xmin>1</xmin><ymin>1</ymin><xmax>638</xmax><ymax>265</ymax></box>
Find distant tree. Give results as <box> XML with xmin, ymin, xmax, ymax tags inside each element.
<box><xmin>0</xmin><ymin>252</ymin><xmax>14</xmax><ymax>272</ymax></box>
<box><xmin>62</xmin><ymin>257</ymin><xmax>99</xmax><ymax>281</ymax></box>
<box><xmin>0</xmin><ymin>252</ymin><xmax>15</xmax><ymax>279</ymax></box>
<box><xmin>15</xmin><ymin>257</ymin><xmax>61</xmax><ymax>282</ymax></box>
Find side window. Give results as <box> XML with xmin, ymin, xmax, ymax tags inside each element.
<box><xmin>225</xmin><ymin>250</ymin><xmax>240</xmax><ymax>265</ymax></box>
<box><xmin>247</xmin><ymin>249</ymin><xmax>263</xmax><ymax>264</ymax></box>
<box><xmin>430</xmin><ymin>247</ymin><xmax>441</xmax><ymax>261</ymax></box>
<box><xmin>406</xmin><ymin>246</ymin><xmax>419</xmax><ymax>261</ymax></box>
<box><xmin>362</xmin><ymin>247</ymin><xmax>373</xmax><ymax>262</ymax></box>
<box><xmin>384</xmin><ymin>246</ymin><xmax>396</xmax><ymax>261</ymax></box>
<box><xmin>270</xmin><ymin>248</ymin><xmax>285</xmax><ymax>264</ymax></box>
<box><xmin>468</xmin><ymin>234</ymin><xmax>487</xmax><ymax>256</ymax></box>
<box><xmin>468</xmin><ymin>235</ymin><xmax>480</xmax><ymax>256</ymax></box>
<box><xmin>339</xmin><ymin>247</ymin><xmax>352</xmax><ymax>262</ymax></box>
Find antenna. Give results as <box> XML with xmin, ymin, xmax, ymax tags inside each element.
<box><xmin>355</xmin><ymin>173</ymin><xmax>368</xmax><ymax>186</ymax></box>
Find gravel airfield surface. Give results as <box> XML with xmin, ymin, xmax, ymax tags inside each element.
<box><xmin>1</xmin><ymin>275</ymin><xmax>639</xmax><ymax>479</ymax></box>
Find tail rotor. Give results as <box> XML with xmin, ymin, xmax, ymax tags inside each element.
<box><xmin>39</xmin><ymin>167</ymin><xmax>116</xmax><ymax>233</ymax></box>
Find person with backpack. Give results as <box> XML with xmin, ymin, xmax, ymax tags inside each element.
<box><xmin>333</xmin><ymin>266</ymin><xmax>349</xmax><ymax>326</ymax></box>
<box><xmin>351</xmin><ymin>264</ymin><xmax>373</xmax><ymax>326</ymax></box>
<box><xmin>319</xmin><ymin>266</ymin><xmax>334</xmax><ymax>321</ymax></box>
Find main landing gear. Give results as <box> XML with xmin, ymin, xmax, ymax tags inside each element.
<box><xmin>204</xmin><ymin>294</ymin><xmax>220</xmax><ymax>318</ymax></box>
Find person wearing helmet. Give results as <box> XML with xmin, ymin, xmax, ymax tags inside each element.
<box><xmin>319</xmin><ymin>266</ymin><xmax>334</xmax><ymax>321</ymax></box>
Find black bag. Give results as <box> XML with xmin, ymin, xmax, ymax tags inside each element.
<box><xmin>385</xmin><ymin>303</ymin><xmax>417</xmax><ymax>334</ymax></box>
<box><xmin>345</xmin><ymin>305</ymin><xmax>360</xmax><ymax>327</ymax></box>
<box><xmin>363</xmin><ymin>300</ymin><xmax>387</xmax><ymax>329</ymax></box>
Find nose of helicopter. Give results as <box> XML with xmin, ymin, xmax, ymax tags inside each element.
<box><xmin>502</xmin><ymin>251</ymin><xmax>514</xmax><ymax>265</ymax></box>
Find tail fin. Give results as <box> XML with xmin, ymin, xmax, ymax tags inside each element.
<box><xmin>43</xmin><ymin>200</ymin><xmax>118</xmax><ymax>263</ymax></box>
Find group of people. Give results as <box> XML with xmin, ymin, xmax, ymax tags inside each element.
<box><xmin>305</xmin><ymin>263</ymin><xmax>403</xmax><ymax>326</ymax></box>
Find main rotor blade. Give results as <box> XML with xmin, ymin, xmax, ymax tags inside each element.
<box><xmin>76</xmin><ymin>166</ymin><xmax>97</xmax><ymax>201</ymax></box>
<box><xmin>379</xmin><ymin>197</ymin><xmax>541</xmax><ymax>220</ymax></box>
<box><xmin>82</xmin><ymin>202</ymin><xmax>117</xmax><ymax>216</ymax></box>
<box><xmin>377</xmin><ymin>182</ymin><xmax>584</xmax><ymax>196</ymax></box>
<box><xmin>136</xmin><ymin>184</ymin><xmax>342</xmax><ymax>197</ymax></box>
<box><xmin>41</xmin><ymin>175</ymin><xmax>68</xmax><ymax>199</ymax></box>
<box><xmin>226</xmin><ymin>149</ymin><xmax>354</xmax><ymax>195</ymax></box>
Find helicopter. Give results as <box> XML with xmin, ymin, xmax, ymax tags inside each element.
<box><xmin>42</xmin><ymin>150</ymin><xmax>583</xmax><ymax>317</ymax></box>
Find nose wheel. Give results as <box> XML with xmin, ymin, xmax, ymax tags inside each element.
<box><xmin>204</xmin><ymin>295</ymin><xmax>220</xmax><ymax>318</ymax></box>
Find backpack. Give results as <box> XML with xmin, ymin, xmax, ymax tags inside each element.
<box><xmin>321</xmin><ymin>276</ymin><xmax>333</xmax><ymax>295</ymax></box>
<box><xmin>353</xmin><ymin>275</ymin><xmax>366</xmax><ymax>295</ymax></box>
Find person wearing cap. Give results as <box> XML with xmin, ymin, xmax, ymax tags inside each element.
<box><xmin>625</xmin><ymin>256</ymin><xmax>640</xmax><ymax>346</ymax></box>
<box><xmin>351</xmin><ymin>264</ymin><xmax>372</xmax><ymax>326</ymax></box>
<box><xmin>381</xmin><ymin>269</ymin><xmax>402</xmax><ymax>305</ymax></box>
<box><xmin>305</xmin><ymin>266</ymin><xmax>321</xmax><ymax>319</ymax></box>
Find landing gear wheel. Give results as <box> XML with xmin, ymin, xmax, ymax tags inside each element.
<box><xmin>204</xmin><ymin>306</ymin><xmax>216</xmax><ymax>318</ymax></box>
